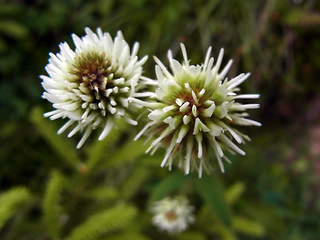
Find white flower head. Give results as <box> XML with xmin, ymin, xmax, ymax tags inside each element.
<box><xmin>130</xmin><ymin>44</ymin><xmax>261</xmax><ymax>177</ymax></box>
<box><xmin>151</xmin><ymin>196</ymin><xmax>194</xmax><ymax>234</ymax></box>
<box><xmin>41</xmin><ymin>27</ymin><xmax>148</xmax><ymax>148</ymax></box>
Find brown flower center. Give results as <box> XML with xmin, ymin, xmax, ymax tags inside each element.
<box><xmin>165</xmin><ymin>210</ymin><xmax>178</xmax><ymax>221</ymax></box>
<box><xmin>70</xmin><ymin>51</ymin><xmax>114</xmax><ymax>94</ymax></box>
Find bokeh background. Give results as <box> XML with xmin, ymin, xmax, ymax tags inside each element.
<box><xmin>0</xmin><ymin>0</ymin><xmax>320</xmax><ymax>239</ymax></box>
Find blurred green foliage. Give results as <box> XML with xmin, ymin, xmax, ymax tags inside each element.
<box><xmin>0</xmin><ymin>0</ymin><xmax>320</xmax><ymax>239</ymax></box>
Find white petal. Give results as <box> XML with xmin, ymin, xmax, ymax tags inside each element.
<box><xmin>212</xmin><ymin>138</ymin><xmax>224</xmax><ymax>157</ymax></box>
<box><xmin>161</xmin><ymin>136</ymin><xmax>177</xmax><ymax>167</ymax></box>
<box><xmin>193</xmin><ymin>118</ymin><xmax>210</xmax><ymax>135</ymax></box>
<box><xmin>183</xmin><ymin>115</ymin><xmax>191</xmax><ymax>125</ymax></box>
<box><xmin>175</xmin><ymin>98</ymin><xmax>184</xmax><ymax>106</ymax></box>
<box><xmin>124</xmin><ymin>116</ymin><xmax>138</xmax><ymax>125</ymax></box>
<box><xmin>68</xmin><ymin>124</ymin><xmax>82</xmax><ymax>138</ymax></box>
<box><xmin>163</xmin><ymin>105</ymin><xmax>176</xmax><ymax>113</ymax></box>
<box><xmin>203</xmin><ymin>46</ymin><xmax>212</xmax><ymax>71</ymax></box>
<box><xmin>179</xmin><ymin>102</ymin><xmax>190</xmax><ymax>113</ymax></box>
<box><xmin>218</xmin><ymin>59</ymin><xmax>233</xmax><ymax>80</ymax></box>
<box><xmin>227</xmin><ymin>73</ymin><xmax>250</xmax><ymax>89</ymax></box>
<box><xmin>203</xmin><ymin>102</ymin><xmax>216</xmax><ymax>118</ymax></box>
<box><xmin>192</xmin><ymin>105</ymin><xmax>198</xmax><ymax>117</ymax></box>
<box><xmin>219</xmin><ymin>134</ymin><xmax>245</xmax><ymax>155</ymax></box>
<box><xmin>180</xmin><ymin>43</ymin><xmax>189</xmax><ymax>66</ymax></box>
<box><xmin>148</xmin><ymin>109</ymin><xmax>165</xmax><ymax>121</ymax></box>
<box><xmin>134</xmin><ymin>122</ymin><xmax>153</xmax><ymax>141</ymax></box>
<box><xmin>154</xmin><ymin>56</ymin><xmax>173</xmax><ymax>79</ymax></box>
<box><xmin>164</xmin><ymin>116</ymin><xmax>179</xmax><ymax>130</ymax></box>
<box><xmin>151</xmin><ymin>127</ymin><xmax>172</xmax><ymax>147</ymax></box>
<box><xmin>176</xmin><ymin>125</ymin><xmax>189</xmax><ymax>143</ymax></box>
<box><xmin>232</xmin><ymin>94</ymin><xmax>260</xmax><ymax>99</ymax></box>
<box><xmin>199</xmin><ymin>89</ymin><xmax>206</xmax><ymax>97</ymax></box>
<box><xmin>76</xmin><ymin>127</ymin><xmax>92</xmax><ymax>149</ymax></box>
<box><xmin>98</xmin><ymin>120</ymin><xmax>114</xmax><ymax>140</ymax></box>
<box><xmin>185</xmin><ymin>138</ymin><xmax>193</xmax><ymax>174</ymax></box>
<box><xmin>57</xmin><ymin>120</ymin><xmax>74</xmax><ymax>134</ymax></box>
<box><xmin>213</xmin><ymin>48</ymin><xmax>224</xmax><ymax>73</ymax></box>
<box><xmin>199</xmin><ymin>158</ymin><xmax>203</xmax><ymax>178</ymax></box>
<box><xmin>195</xmin><ymin>134</ymin><xmax>203</xmax><ymax>158</ymax></box>
<box><xmin>191</xmin><ymin>90</ymin><xmax>199</xmax><ymax>105</ymax></box>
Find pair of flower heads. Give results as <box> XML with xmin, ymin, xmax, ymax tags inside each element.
<box><xmin>41</xmin><ymin>27</ymin><xmax>261</xmax><ymax>178</ymax></box>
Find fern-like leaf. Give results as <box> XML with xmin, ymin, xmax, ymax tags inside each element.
<box><xmin>86</xmin><ymin>118</ymin><xmax>127</xmax><ymax>172</ymax></box>
<box><xmin>149</xmin><ymin>173</ymin><xmax>187</xmax><ymax>203</ymax></box>
<box><xmin>43</xmin><ymin>170</ymin><xmax>64</xmax><ymax>240</ymax></box>
<box><xmin>86</xmin><ymin>187</ymin><xmax>119</xmax><ymax>202</ymax></box>
<box><xmin>233</xmin><ymin>216</ymin><xmax>265</xmax><ymax>237</ymax></box>
<box><xmin>225</xmin><ymin>182</ymin><xmax>245</xmax><ymax>206</ymax></box>
<box><xmin>65</xmin><ymin>204</ymin><xmax>137</xmax><ymax>240</ymax></box>
<box><xmin>100</xmin><ymin>232</ymin><xmax>150</xmax><ymax>240</ymax></box>
<box><xmin>0</xmin><ymin>187</ymin><xmax>31</xmax><ymax>230</ymax></box>
<box><xmin>173</xmin><ymin>231</ymin><xmax>207</xmax><ymax>240</ymax></box>
<box><xmin>104</xmin><ymin>139</ymin><xmax>147</xmax><ymax>168</ymax></box>
<box><xmin>30</xmin><ymin>107</ymin><xmax>80</xmax><ymax>168</ymax></box>
<box><xmin>121</xmin><ymin>168</ymin><xmax>150</xmax><ymax>200</ymax></box>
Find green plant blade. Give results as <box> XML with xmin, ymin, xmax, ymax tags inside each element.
<box><xmin>30</xmin><ymin>107</ymin><xmax>80</xmax><ymax>168</ymax></box>
<box><xmin>149</xmin><ymin>173</ymin><xmax>187</xmax><ymax>203</ymax></box>
<box><xmin>86</xmin><ymin>118</ymin><xmax>127</xmax><ymax>171</ymax></box>
<box><xmin>195</xmin><ymin>175</ymin><xmax>231</xmax><ymax>226</ymax></box>
<box><xmin>225</xmin><ymin>182</ymin><xmax>245</xmax><ymax>206</ymax></box>
<box><xmin>65</xmin><ymin>204</ymin><xmax>137</xmax><ymax>240</ymax></box>
<box><xmin>43</xmin><ymin>170</ymin><xmax>64</xmax><ymax>240</ymax></box>
<box><xmin>233</xmin><ymin>216</ymin><xmax>265</xmax><ymax>237</ymax></box>
<box><xmin>0</xmin><ymin>187</ymin><xmax>31</xmax><ymax>230</ymax></box>
<box><xmin>104</xmin><ymin>139</ymin><xmax>148</xmax><ymax>168</ymax></box>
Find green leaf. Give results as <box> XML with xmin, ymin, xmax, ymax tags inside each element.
<box><xmin>0</xmin><ymin>20</ymin><xmax>28</xmax><ymax>38</ymax></box>
<box><xmin>65</xmin><ymin>204</ymin><xmax>137</xmax><ymax>240</ymax></box>
<box><xmin>225</xmin><ymin>182</ymin><xmax>245</xmax><ymax>206</ymax></box>
<box><xmin>86</xmin><ymin>187</ymin><xmax>119</xmax><ymax>202</ymax></box>
<box><xmin>86</xmin><ymin>118</ymin><xmax>127</xmax><ymax>171</ymax></box>
<box><xmin>212</xmin><ymin>224</ymin><xmax>237</xmax><ymax>240</ymax></box>
<box><xmin>121</xmin><ymin>168</ymin><xmax>150</xmax><ymax>200</ymax></box>
<box><xmin>233</xmin><ymin>216</ymin><xmax>265</xmax><ymax>237</ymax></box>
<box><xmin>240</xmin><ymin>201</ymin><xmax>284</xmax><ymax>233</ymax></box>
<box><xmin>195</xmin><ymin>175</ymin><xmax>231</xmax><ymax>226</ymax></box>
<box><xmin>174</xmin><ymin>231</ymin><xmax>207</xmax><ymax>240</ymax></box>
<box><xmin>0</xmin><ymin>38</ymin><xmax>7</xmax><ymax>52</ymax></box>
<box><xmin>0</xmin><ymin>187</ymin><xmax>31</xmax><ymax>230</ymax></box>
<box><xmin>149</xmin><ymin>173</ymin><xmax>187</xmax><ymax>203</ymax></box>
<box><xmin>284</xmin><ymin>9</ymin><xmax>320</xmax><ymax>27</ymax></box>
<box><xmin>102</xmin><ymin>233</ymin><xmax>150</xmax><ymax>240</ymax></box>
<box><xmin>43</xmin><ymin>171</ymin><xmax>64</xmax><ymax>240</ymax></box>
<box><xmin>30</xmin><ymin>107</ymin><xmax>80</xmax><ymax>168</ymax></box>
<box><xmin>104</xmin><ymin>139</ymin><xmax>148</xmax><ymax>167</ymax></box>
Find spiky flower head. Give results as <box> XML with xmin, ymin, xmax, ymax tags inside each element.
<box><xmin>130</xmin><ymin>44</ymin><xmax>260</xmax><ymax>177</ymax></box>
<box><xmin>151</xmin><ymin>196</ymin><xmax>194</xmax><ymax>234</ymax></box>
<box><xmin>41</xmin><ymin>27</ymin><xmax>147</xmax><ymax>148</ymax></box>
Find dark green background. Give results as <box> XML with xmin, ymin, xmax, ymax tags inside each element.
<box><xmin>0</xmin><ymin>0</ymin><xmax>320</xmax><ymax>239</ymax></box>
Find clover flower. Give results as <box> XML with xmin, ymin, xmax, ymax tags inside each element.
<box><xmin>151</xmin><ymin>196</ymin><xmax>194</xmax><ymax>234</ymax></box>
<box><xmin>41</xmin><ymin>27</ymin><xmax>147</xmax><ymax>148</ymax></box>
<box><xmin>130</xmin><ymin>44</ymin><xmax>260</xmax><ymax>177</ymax></box>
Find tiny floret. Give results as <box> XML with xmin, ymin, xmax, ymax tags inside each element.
<box><xmin>151</xmin><ymin>196</ymin><xmax>194</xmax><ymax>234</ymax></box>
<box><xmin>41</xmin><ymin>27</ymin><xmax>148</xmax><ymax>148</ymax></box>
<box><xmin>131</xmin><ymin>44</ymin><xmax>260</xmax><ymax>177</ymax></box>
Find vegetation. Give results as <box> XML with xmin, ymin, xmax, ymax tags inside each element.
<box><xmin>0</xmin><ymin>0</ymin><xmax>319</xmax><ymax>239</ymax></box>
